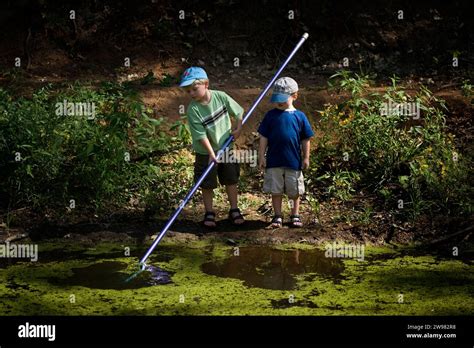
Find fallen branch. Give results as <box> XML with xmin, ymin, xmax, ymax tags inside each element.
<box><xmin>426</xmin><ymin>225</ymin><xmax>474</xmax><ymax>245</ymax></box>
<box><xmin>392</xmin><ymin>223</ymin><xmax>409</xmax><ymax>232</ymax></box>
<box><xmin>5</xmin><ymin>232</ymin><xmax>29</xmax><ymax>243</ymax></box>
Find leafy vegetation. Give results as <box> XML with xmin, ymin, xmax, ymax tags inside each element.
<box><xmin>308</xmin><ymin>71</ymin><xmax>473</xmax><ymax>220</ymax></box>
<box><xmin>0</xmin><ymin>82</ymin><xmax>192</xmax><ymax>217</ymax></box>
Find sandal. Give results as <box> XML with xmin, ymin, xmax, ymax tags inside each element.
<box><xmin>290</xmin><ymin>215</ymin><xmax>303</xmax><ymax>228</ymax></box>
<box><xmin>202</xmin><ymin>211</ymin><xmax>217</xmax><ymax>229</ymax></box>
<box><xmin>228</xmin><ymin>208</ymin><xmax>245</xmax><ymax>226</ymax></box>
<box><xmin>265</xmin><ymin>215</ymin><xmax>283</xmax><ymax>229</ymax></box>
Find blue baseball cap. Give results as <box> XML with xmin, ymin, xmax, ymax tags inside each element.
<box><xmin>270</xmin><ymin>77</ymin><xmax>299</xmax><ymax>103</ymax></box>
<box><xmin>179</xmin><ymin>67</ymin><xmax>208</xmax><ymax>87</ymax></box>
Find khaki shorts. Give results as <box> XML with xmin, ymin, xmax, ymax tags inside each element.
<box><xmin>194</xmin><ymin>153</ymin><xmax>240</xmax><ymax>189</ymax></box>
<box><xmin>263</xmin><ymin>167</ymin><xmax>305</xmax><ymax>197</ymax></box>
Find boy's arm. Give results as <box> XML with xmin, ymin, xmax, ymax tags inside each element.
<box><xmin>223</xmin><ymin>92</ymin><xmax>244</xmax><ymax>139</ymax></box>
<box><xmin>302</xmin><ymin>138</ymin><xmax>310</xmax><ymax>170</ymax></box>
<box><xmin>231</xmin><ymin>117</ymin><xmax>243</xmax><ymax>139</ymax></box>
<box><xmin>187</xmin><ymin>106</ymin><xmax>216</xmax><ymax>164</ymax></box>
<box><xmin>258</xmin><ymin>135</ymin><xmax>268</xmax><ymax>171</ymax></box>
<box><xmin>299</xmin><ymin>112</ymin><xmax>314</xmax><ymax>170</ymax></box>
<box><xmin>200</xmin><ymin>138</ymin><xmax>218</xmax><ymax>164</ymax></box>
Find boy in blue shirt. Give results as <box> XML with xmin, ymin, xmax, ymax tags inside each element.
<box><xmin>258</xmin><ymin>77</ymin><xmax>314</xmax><ymax>228</ymax></box>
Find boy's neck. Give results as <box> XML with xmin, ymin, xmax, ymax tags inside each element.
<box><xmin>276</xmin><ymin>103</ymin><xmax>296</xmax><ymax>111</ymax></box>
<box><xmin>198</xmin><ymin>90</ymin><xmax>212</xmax><ymax>105</ymax></box>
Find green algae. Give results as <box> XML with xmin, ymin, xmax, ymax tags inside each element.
<box><xmin>0</xmin><ymin>239</ymin><xmax>472</xmax><ymax>315</ymax></box>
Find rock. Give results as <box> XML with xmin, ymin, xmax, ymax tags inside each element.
<box><xmin>226</xmin><ymin>238</ymin><xmax>237</xmax><ymax>246</ymax></box>
<box><xmin>5</xmin><ymin>232</ymin><xmax>29</xmax><ymax>243</ymax></box>
<box><xmin>165</xmin><ymin>231</ymin><xmax>199</xmax><ymax>242</ymax></box>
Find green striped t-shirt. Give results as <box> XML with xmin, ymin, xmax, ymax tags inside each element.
<box><xmin>186</xmin><ymin>90</ymin><xmax>244</xmax><ymax>155</ymax></box>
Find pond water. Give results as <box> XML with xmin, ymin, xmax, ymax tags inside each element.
<box><xmin>201</xmin><ymin>246</ymin><xmax>345</xmax><ymax>290</ymax></box>
<box><xmin>0</xmin><ymin>241</ymin><xmax>472</xmax><ymax>315</ymax></box>
<box><xmin>46</xmin><ymin>261</ymin><xmax>172</xmax><ymax>290</ymax></box>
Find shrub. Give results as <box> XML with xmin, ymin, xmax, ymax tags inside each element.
<box><xmin>0</xmin><ymin>82</ymin><xmax>192</xmax><ymax>216</ymax></box>
<box><xmin>309</xmin><ymin>71</ymin><xmax>473</xmax><ymax>218</ymax></box>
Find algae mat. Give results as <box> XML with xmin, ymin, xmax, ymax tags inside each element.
<box><xmin>0</xmin><ymin>241</ymin><xmax>473</xmax><ymax>315</ymax></box>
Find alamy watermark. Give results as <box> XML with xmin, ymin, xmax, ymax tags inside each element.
<box><xmin>380</xmin><ymin>100</ymin><xmax>420</xmax><ymax>119</ymax></box>
<box><xmin>324</xmin><ymin>242</ymin><xmax>365</xmax><ymax>261</ymax></box>
<box><xmin>217</xmin><ymin>148</ymin><xmax>257</xmax><ymax>167</ymax></box>
<box><xmin>18</xmin><ymin>322</ymin><xmax>55</xmax><ymax>341</ymax></box>
<box><xmin>0</xmin><ymin>242</ymin><xmax>38</xmax><ymax>262</ymax></box>
<box><xmin>55</xmin><ymin>99</ymin><xmax>96</xmax><ymax>120</ymax></box>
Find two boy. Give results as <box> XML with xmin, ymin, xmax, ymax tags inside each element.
<box><xmin>179</xmin><ymin>67</ymin><xmax>314</xmax><ymax>229</ymax></box>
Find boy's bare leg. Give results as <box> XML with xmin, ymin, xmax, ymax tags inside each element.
<box><xmin>225</xmin><ymin>184</ymin><xmax>244</xmax><ymax>224</ymax></box>
<box><xmin>267</xmin><ymin>194</ymin><xmax>283</xmax><ymax>228</ymax></box>
<box><xmin>272</xmin><ymin>194</ymin><xmax>283</xmax><ymax>216</ymax></box>
<box><xmin>289</xmin><ymin>195</ymin><xmax>303</xmax><ymax>227</ymax></box>
<box><xmin>289</xmin><ymin>196</ymin><xmax>300</xmax><ymax>215</ymax></box>
<box><xmin>202</xmin><ymin>188</ymin><xmax>214</xmax><ymax>211</ymax></box>
<box><xmin>225</xmin><ymin>184</ymin><xmax>238</xmax><ymax>210</ymax></box>
<box><xmin>202</xmin><ymin>188</ymin><xmax>216</xmax><ymax>227</ymax></box>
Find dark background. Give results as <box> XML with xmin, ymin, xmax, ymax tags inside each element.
<box><xmin>0</xmin><ymin>0</ymin><xmax>472</xmax><ymax>80</ymax></box>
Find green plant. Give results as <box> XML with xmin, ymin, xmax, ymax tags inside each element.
<box><xmin>0</xmin><ymin>82</ymin><xmax>193</xmax><ymax>217</ymax></box>
<box><xmin>328</xmin><ymin>70</ymin><xmax>371</xmax><ymax>98</ymax></box>
<box><xmin>160</xmin><ymin>73</ymin><xmax>177</xmax><ymax>87</ymax></box>
<box><xmin>461</xmin><ymin>79</ymin><xmax>472</xmax><ymax>98</ymax></box>
<box><xmin>356</xmin><ymin>205</ymin><xmax>373</xmax><ymax>225</ymax></box>
<box><xmin>170</xmin><ymin>115</ymin><xmax>192</xmax><ymax>144</ymax></box>
<box><xmin>309</xmin><ymin>70</ymin><xmax>473</xmax><ymax>219</ymax></box>
<box><xmin>305</xmin><ymin>193</ymin><xmax>321</xmax><ymax>220</ymax></box>
<box><xmin>317</xmin><ymin>170</ymin><xmax>360</xmax><ymax>201</ymax></box>
<box><xmin>140</xmin><ymin>71</ymin><xmax>156</xmax><ymax>85</ymax></box>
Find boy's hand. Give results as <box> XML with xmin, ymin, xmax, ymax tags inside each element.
<box><xmin>259</xmin><ymin>156</ymin><xmax>266</xmax><ymax>171</ymax></box>
<box><xmin>208</xmin><ymin>154</ymin><xmax>218</xmax><ymax>164</ymax></box>
<box><xmin>302</xmin><ymin>157</ymin><xmax>310</xmax><ymax>170</ymax></box>
<box><xmin>231</xmin><ymin>127</ymin><xmax>242</xmax><ymax>139</ymax></box>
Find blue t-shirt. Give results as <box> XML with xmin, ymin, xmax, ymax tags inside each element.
<box><xmin>258</xmin><ymin>108</ymin><xmax>314</xmax><ymax>170</ymax></box>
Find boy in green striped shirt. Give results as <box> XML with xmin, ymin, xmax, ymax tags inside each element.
<box><xmin>179</xmin><ymin>67</ymin><xmax>245</xmax><ymax>228</ymax></box>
